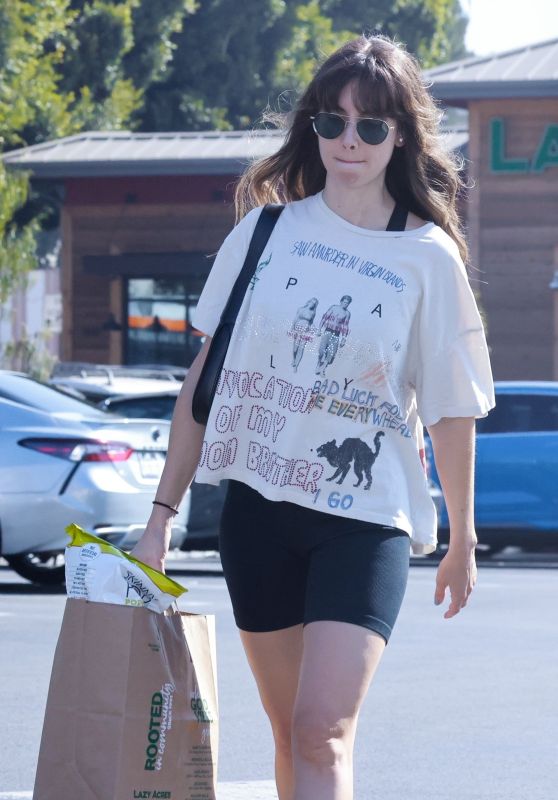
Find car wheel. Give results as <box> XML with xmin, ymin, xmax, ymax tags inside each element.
<box><xmin>6</xmin><ymin>552</ymin><xmax>66</xmax><ymax>585</ymax></box>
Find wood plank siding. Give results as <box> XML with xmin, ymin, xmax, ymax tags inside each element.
<box><xmin>64</xmin><ymin>195</ymin><xmax>236</xmax><ymax>362</ymax></box>
<box><xmin>468</xmin><ymin>98</ymin><xmax>558</xmax><ymax>379</ymax></box>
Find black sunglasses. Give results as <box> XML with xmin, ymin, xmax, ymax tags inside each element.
<box><xmin>310</xmin><ymin>111</ymin><xmax>395</xmax><ymax>145</ymax></box>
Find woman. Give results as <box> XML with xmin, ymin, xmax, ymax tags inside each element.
<box><xmin>132</xmin><ymin>33</ymin><xmax>495</xmax><ymax>800</ymax></box>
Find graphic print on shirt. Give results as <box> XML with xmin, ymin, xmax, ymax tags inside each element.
<box><xmin>249</xmin><ymin>252</ymin><xmax>272</xmax><ymax>290</ymax></box>
<box><xmin>358</xmin><ymin>359</ymin><xmax>393</xmax><ymax>388</ymax></box>
<box><xmin>195</xmin><ymin>366</ymin><xmax>415</xmax><ymax>507</ymax></box>
<box><xmin>286</xmin><ymin>293</ymin><xmax>352</xmax><ymax>376</ymax></box>
<box><xmin>315</xmin><ymin>432</ymin><xmax>385</xmax><ymax>490</ymax></box>
<box><xmin>315</xmin><ymin>295</ymin><xmax>352</xmax><ymax>377</ymax></box>
<box><xmin>288</xmin><ymin>297</ymin><xmax>318</xmax><ymax>373</ymax></box>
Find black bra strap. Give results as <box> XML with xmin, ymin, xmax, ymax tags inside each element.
<box><xmin>386</xmin><ymin>202</ymin><xmax>408</xmax><ymax>232</ymax></box>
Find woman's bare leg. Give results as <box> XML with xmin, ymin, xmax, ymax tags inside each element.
<box><xmin>291</xmin><ymin>621</ymin><xmax>387</xmax><ymax>800</ymax></box>
<box><xmin>239</xmin><ymin>625</ymin><xmax>304</xmax><ymax>800</ymax></box>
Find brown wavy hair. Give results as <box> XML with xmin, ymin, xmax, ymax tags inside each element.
<box><xmin>234</xmin><ymin>33</ymin><xmax>469</xmax><ymax>264</ymax></box>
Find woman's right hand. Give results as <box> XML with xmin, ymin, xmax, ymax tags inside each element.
<box><xmin>129</xmin><ymin>510</ymin><xmax>173</xmax><ymax>573</ymax></box>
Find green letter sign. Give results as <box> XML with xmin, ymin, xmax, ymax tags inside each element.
<box><xmin>532</xmin><ymin>124</ymin><xmax>558</xmax><ymax>172</ymax></box>
<box><xmin>490</xmin><ymin>118</ymin><xmax>530</xmax><ymax>173</ymax></box>
<box><xmin>490</xmin><ymin>118</ymin><xmax>558</xmax><ymax>173</ymax></box>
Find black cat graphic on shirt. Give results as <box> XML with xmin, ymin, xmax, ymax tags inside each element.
<box><xmin>316</xmin><ymin>432</ymin><xmax>385</xmax><ymax>490</ymax></box>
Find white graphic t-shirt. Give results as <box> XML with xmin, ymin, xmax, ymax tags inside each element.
<box><xmin>191</xmin><ymin>191</ymin><xmax>495</xmax><ymax>554</ymax></box>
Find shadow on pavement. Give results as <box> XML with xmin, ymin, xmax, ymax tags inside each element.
<box><xmin>0</xmin><ymin>578</ymin><xmax>66</xmax><ymax>595</ymax></box>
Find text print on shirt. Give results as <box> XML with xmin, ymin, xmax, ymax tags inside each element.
<box><xmin>196</xmin><ymin>366</ymin><xmax>412</xmax><ymax>499</ymax></box>
<box><xmin>291</xmin><ymin>238</ymin><xmax>407</xmax><ymax>293</ymax></box>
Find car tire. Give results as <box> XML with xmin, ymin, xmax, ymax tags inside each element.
<box><xmin>6</xmin><ymin>552</ymin><xmax>66</xmax><ymax>585</ymax></box>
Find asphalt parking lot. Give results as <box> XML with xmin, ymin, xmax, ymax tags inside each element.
<box><xmin>1</xmin><ymin>546</ymin><xmax>557</xmax><ymax>800</ymax></box>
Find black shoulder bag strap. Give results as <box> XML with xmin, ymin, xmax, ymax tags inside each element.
<box><xmin>192</xmin><ymin>203</ymin><xmax>285</xmax><ymax>424</ymax></box>
<box><xmin>220</xmin><ymin>203</ymin><xmax>284</xmax><ymax>325</ymax></box>
<box><xmin>386</xmin><ymin>202</ymin><xmax>408</xmax><ymax>232</ymax></box>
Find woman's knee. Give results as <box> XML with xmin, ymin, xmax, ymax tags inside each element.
<box><xmin>270</xmin><ymin>716</ymin><xmax>293</xmax><ymax>758</ymax></box>
<box><xmin>292</xmin><ymin>710</ymin><xmax>354</xmax><ymax>767</ymax></box>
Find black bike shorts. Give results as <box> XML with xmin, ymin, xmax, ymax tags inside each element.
<box><xmin>219</xmin><ymin>479</ymin><xmax>410</xmax><ymax>645</ymax></box>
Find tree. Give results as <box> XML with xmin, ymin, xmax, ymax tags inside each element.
<box><xmin>138</xmin><ymin>0</ymin><xmax>292</xmax><ymax>131</ymax></box>
<box><xmin>0</xmin><ymin>0</ymin><xmax>199</xmax><ymax>241</ymax></box>
<box><xmin>123</xmin><ymin>0</ymin><xmax>198</xmax><ymax>90</ymax></box>
<box><xmin>321</xmin><ymin>0</ymin><xmax>469</xmax><ymax>66</ymax></box>
<box><xmin>58</xmin><ymin>0</ymin><xmax>197</xmax><ymax>131</ymax></box>
<box><xmin>137</xmin><ymin>0</ymin><xmax>469</xmax><ymax>132</ymax></box>
<box><xmin>0</xmin><ymin>0</ymin><xmax>198</xmax><ymax>367</ymax></box>
<box><xmin>0</xmin><ymin>0</ymin><xmax>72</xmax><ymax>327</ymax></box>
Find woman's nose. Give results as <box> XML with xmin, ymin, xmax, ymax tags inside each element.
<box><xmin>340</xmin><ymin>119</ymin><xmax>359</xmax><ymax>149</ymax></box>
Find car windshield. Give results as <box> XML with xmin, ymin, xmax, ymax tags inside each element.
<box><xmin>0</xmin><ymin>373</ymin><xmax>116</xmax><ymax>419</ymax></box>
<box><xmin>476</xmin><ymin>392</ymin><xmax>558</xmax><ymax>433</ymax></box>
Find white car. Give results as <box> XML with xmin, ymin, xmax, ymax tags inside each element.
<box><xmin>0</xmin><ymin>395</ymin><xmax>190</xmax><ymax>585</ymax></box>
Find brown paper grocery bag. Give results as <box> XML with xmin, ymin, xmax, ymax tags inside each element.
<box><xmin>33</xmin><ymin>598</ymin><xmax>218</xmax><ymax>800</ymax></box>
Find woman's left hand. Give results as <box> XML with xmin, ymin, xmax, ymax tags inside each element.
<box><xmin>434</xmin><ymin>544</ymin><xmax>478</xmax><ymax>618</ymax></box>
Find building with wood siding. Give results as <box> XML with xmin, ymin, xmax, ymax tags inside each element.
<box><xmin>425</xmin><ymin>37</ymin><xmax>558</xmax><ymax>379</ymax></box>
<box><xmin>3</xmin><ymin>37</ymin><xmax>558</xmax><ymax>378</ymax></box>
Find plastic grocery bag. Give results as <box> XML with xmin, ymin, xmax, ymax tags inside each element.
<box><xmin>64</xmin><ymin>523</ymin><xmax>187</xmax><ymax>613</ymax></box>
<box><xmin>32</xmin><ymin>600</ymin><xmax>218</xmax><ymax>798</ymax></box>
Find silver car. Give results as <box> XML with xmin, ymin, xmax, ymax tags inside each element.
<box><xmin>0</xmin><ymin>390</ymin><xmax>190</xmax><ymax>585</ymax></box>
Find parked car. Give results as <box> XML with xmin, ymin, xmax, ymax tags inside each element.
<box><xmin>49</xmin><ymin>362</ymin><xmax>184</xmax><ymax>403</ymax></box>
<box><xmin>99</xmin><ymin>391</ymin><xmax>179</xmax><ymax>420</ymax></box>
<box><xmin>426</xmin><ymin>381</ymin><xmax>558</xmax><ymax>554</ymax></box>
<box><xmin>0</xmin><ymin>381</ymin><xmax>191</xmax><ymax>584</ymax></box>
<box><xmin>0</xmin><ymin>370</ymin><xmax>115</xmax><ymax>422</ymax></box>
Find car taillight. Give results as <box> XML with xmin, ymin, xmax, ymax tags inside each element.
<box><xmin>19</xmin><ymin>438</ymin><xmax>134</xmax><ymax>462</ymax></box>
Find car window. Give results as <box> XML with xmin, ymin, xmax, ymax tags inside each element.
<box><xmin>106</xmin><ymin>395</ymin><xmax>177</xmax><ymax>420</ymax></box>
<box><xmin>476</xmin><ymin>393</ymin><xmax>558</xmax><ymax>433</ymax></box>
<box><xmin>0</xmin><ymin>374</ymin><xmax>108</xmax><ymax>418</ymax></box>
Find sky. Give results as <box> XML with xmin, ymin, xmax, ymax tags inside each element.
<box><xmin>460</xmin><ymin>0</ymin><xmax>558</xmax><ymax>56</ymax></box>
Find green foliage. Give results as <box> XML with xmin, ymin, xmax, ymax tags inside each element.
<box><xmin>0</xmin><ymin>0</ymin><xmax>70</xmax><ymax>331</ymax></box>
<box><xmin>0</xmin><ymin>167</ymin><xmax>37</xmax><ymax>306</ymax></box>
<box><xmin>0</xmin><ymin>0</ymin><xmax>197</xmax><ymax>318</ymax></box>
<box><xmin>2</xmin><ymin>325</ymin><xmax>58</xmax><ymax>380</ymax></box>
<box><xmin>304</xmin><ymin>0</ymin><xmax>469</xmax><ymax>68</ymax></box>
<box><xmin>122</xmin><ymin>0</ymin><xmax>198</xmax><ymax>90</ymax></box>
<box><xmin>139</xmin><ymin>0</ymin><xmax>290</xmax><ymax>131</ymax></box>
<box><xmin>138</xmin><ymin>0</ymin><xmax>469</xmax><ymax>131</ymax></box>
<box><xmin>0</xmin><ymin>0</ymin><xmax>75</xmax><ymax>147</ymax></box>
<box><xmin>272</xmin><ymin>1</ymin><xmax>355</xmax><ymax>91</ymax></box>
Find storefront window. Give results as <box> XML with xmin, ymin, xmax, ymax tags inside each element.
<box><xmin>125</xmin><ymin>278</ymin><xmax>206</xmax><ymax>368</ymax></box>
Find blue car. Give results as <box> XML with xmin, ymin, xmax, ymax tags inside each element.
<box><xmin>426</xmin><ymin>382</ymin><xmax>558</xmax><ymax>554</ymax></box>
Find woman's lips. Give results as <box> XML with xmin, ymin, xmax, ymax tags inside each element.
<box><xmin>335</xmin><ymin>157</ymin><xmax>365</xmax><ymax>163</ymax></box>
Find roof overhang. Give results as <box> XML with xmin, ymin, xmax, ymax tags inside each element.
<box><xmin>429</xmin><ymin>80</ymin><xmax>558</xmax><ymax>104</ymax></box>
<box><xmin>2</xmin><ymin>157</ymin><xmax>260</xmax><ymax>179</ymax></box>
<box><xmin>1</xmin><ymin>130</ymin><xmax>287</xmax><ymax>179</ymax></box>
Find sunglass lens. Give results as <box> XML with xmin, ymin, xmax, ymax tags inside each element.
<box><xmin>357</xmin><ymin>119</ymin><xmax>389</xmax><ymax>145</ymax></box>
<box><xmin>313</xmin><ymin>112</ymin><xmax>345</xmax><ymax>139</ymax></box>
